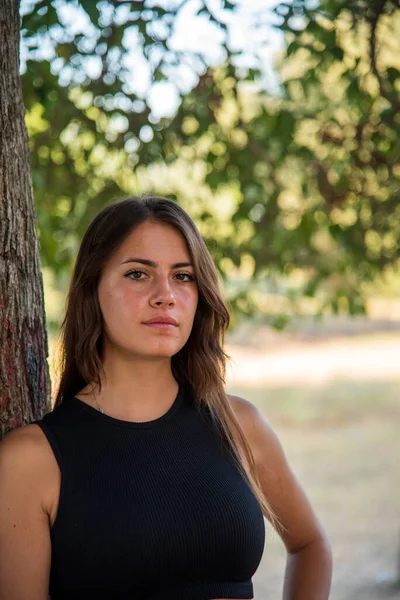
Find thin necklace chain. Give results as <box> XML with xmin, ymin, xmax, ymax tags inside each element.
<box><xmin>93</xmin><ymin>396</ymin><xmax>105</xmax><ymax>414</ymax></box>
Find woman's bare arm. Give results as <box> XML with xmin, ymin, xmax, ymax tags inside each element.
<box><xmin>229</xmin><ymin>395</ymin><xmax>332</xmax><ymax>600</ymax></box>
<box><xmin>0</xmin><ymin>425</ymin><xmax>52</xmax><ymax>600</ymax></box>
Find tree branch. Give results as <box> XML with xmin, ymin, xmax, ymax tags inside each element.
<box><xmin>368</xmin><ymin>0</ymin><xmax>400</xmax><ymax>112</ymax></box>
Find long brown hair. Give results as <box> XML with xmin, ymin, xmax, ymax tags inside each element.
<box><xmin>55</xmin><ymin>195</ymin><xmax>280</xmax><ymax>529</ymax></box>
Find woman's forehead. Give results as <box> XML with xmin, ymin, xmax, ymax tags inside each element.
<box><xmin>114</xmin><ymin>221</ymin><xmax>192</xmax><ymax>263</ymax></box>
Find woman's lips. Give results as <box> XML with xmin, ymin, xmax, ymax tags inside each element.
<box><xmin>143</xmin><ymin>322</ymin><xmax>177</xmax><ymax>329</ymax></box>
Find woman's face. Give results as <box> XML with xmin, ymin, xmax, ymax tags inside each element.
<box><xmin>97</xmin><ymin>220</ymin><xmax>199</xmax><ymax>361</ymax></box>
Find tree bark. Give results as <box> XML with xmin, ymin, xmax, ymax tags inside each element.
<box><xmin>0</xmin><ymin>0</ymin><xmax>51</xmax><ymax>438</ymax></box>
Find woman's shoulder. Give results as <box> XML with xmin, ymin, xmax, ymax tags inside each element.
<box><xmin>227</xmin><ymin>393</ymin><xmax>257</xmax><ymax>415</ymax></box>
<box><xmin>0</xmin><ymin>423</ymin><xmax>59</xmax><ymax>482</ymax></box>
<box><xmin>226</xmin><ymin>393</ymin><xmax>278</xmax><ymax>464</ymax></box>
<box><xmin>0</xmin><ymin>424</ymin><xmax>60</xmax><ymax>521</ymax></box>
<box><xmin>1</xmin><ymin>422</ymin><xmax>48</xmax><ymax>452</ymax></box>
<box><xmin>227</xmin><ymin>393</ymin><xmax>262</xmax><ymax>432</ymax></box>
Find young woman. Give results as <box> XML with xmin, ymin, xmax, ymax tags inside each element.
<box><xmin>0</xmin><ymin>196</ymin><xmax>332</xmax><ymax>600</ymax></box>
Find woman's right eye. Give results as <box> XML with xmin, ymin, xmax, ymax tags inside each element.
<box><xmin>125</xmin><ymin>269</ymin><xmax>146</xmax><ymax>280</ymax></box>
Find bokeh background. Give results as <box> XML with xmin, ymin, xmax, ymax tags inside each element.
<box><xmin>20</xmin><ymin>0</ymin><xmax>400</xmax><ymax>598</ymax></box>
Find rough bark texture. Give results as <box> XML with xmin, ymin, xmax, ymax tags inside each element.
<box><xmin>0</xmin><ymin>0</ymin><xmax>51</xmax><ymax>438</ymax></box>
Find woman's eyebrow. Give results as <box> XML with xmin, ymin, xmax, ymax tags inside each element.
<box><xmin>121</xmin><ymin>258</ymin><xmax>193</xmax><ymax>269</ymax></box>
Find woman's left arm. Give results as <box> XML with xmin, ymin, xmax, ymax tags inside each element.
<box><xmin>229</xmin><ymin>395</ymin><xmax>333</xmax><ymax>600</ymax></box>
<box><xmin>282</xmin><ymin>533</ymin><xmax>332</xmax><ymax>600</ymax></box>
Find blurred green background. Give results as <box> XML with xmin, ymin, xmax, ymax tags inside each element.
<box><xmin>21</xmin><ymin>0</ymin><xmax>400</xmax><ymax>598</ymax></box>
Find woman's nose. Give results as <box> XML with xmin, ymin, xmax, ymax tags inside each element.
<box><xmin>150</xmin><ymin>279</ymin><xmax>176</xmax><ymax>306</ymax></box>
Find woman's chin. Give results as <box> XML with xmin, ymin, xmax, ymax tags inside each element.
<box><xmin>138</xmin><ymin>342</ymin><xmax>183</xmax><ymax>359</ymax></box>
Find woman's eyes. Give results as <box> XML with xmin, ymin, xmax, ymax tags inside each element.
<box><xmin>125</xmin><ymin>269</ymin><xmax>194</xmax><ymax>282</ymax></box>
<box><xmin>125</xmin><ymin>269</ymin><xmax>146</xmax><ymax>280</ymax></box>
<box><xmin>175</xmin><ymin>272</ymin><xmax>195</xmax><ymax>282</ymax></box>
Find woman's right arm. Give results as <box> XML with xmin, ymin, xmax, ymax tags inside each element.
<box><xmin>0</xmin><ymin>425</ymin><xmax>52</xmax><ymax>600</ymax></box>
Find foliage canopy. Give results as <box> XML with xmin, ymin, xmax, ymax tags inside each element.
<box><xmin>21</xmin><ymin>0</ymin><xmax>400</xmax><ymax>326</ymax></box>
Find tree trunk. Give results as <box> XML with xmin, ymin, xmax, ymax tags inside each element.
<box><xmin>0</xmin><ymin>0</ymin><xmax>51</xmax><ymax>439</ymax></box>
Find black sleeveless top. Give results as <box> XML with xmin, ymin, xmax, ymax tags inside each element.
<box><xmin>32</xmin><ymin>385</ymin><xmax>265</xmax><ymax>599</ymax></box>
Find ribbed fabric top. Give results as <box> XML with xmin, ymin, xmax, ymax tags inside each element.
<box><xmin>32</xmin><ymin>385</ymin><xmax>265</xmax><ymax>600</ymax></box>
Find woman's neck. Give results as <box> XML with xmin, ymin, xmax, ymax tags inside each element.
<box><xmin>77</xmin><ymin>355</ymin><xmax>179</xmax><ymax>421</ymax></box>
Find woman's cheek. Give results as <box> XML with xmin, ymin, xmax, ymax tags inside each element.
<box><xmin>178</xmin><ymin>294</ymin><xmax>198</xmax><ymax>330</ymax></box>
<box><xmin>123</xmin><ymin>292</ymin><xmax>143</xmax><ymax>316</ymax></box>
<box><xmin>106</xmin><ymin>287</ymin><xmax>138</xmax><ymax>320</ymax></box>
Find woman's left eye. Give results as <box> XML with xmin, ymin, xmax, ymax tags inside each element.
<box><xmin>175</xmin><ymin>272</ymin><xmax>195</xmax><ymax>282</ymax></box>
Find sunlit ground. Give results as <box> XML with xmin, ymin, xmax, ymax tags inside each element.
<box><xmin>225</xmin><ymin>322</ymin><xmax>400</xmax><ymax>600</ymax></box>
